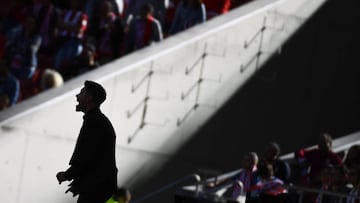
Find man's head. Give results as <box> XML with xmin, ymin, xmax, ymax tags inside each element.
<box><xmin>318</xmin><ymin>133</ymin><xmax>332</xmax><ymax>153</ymax></box>
<box><xmin>242</xmin><ymin>152</ymin><xmax>258</xmax><ymax>172</ymax></box>
<box><xmin>345</xmin><ymin>144</ymin><xmax>360</xmax><ymax>167</ymax></box>
<box><xmin>139</xmin><ymin>3</ymin><xmax>154</xmax><ymax>18</ymax></box>
<box><xmin>100</xmin><ymin>0</ymin><xmax>113</xmax><ymax>17</ymax></box>
<box><xmin>263</xmin><ymin>142</ymin><xmax>280</xmax><ymax>163</ymax></box>
<box><xmin>347</xmin><ymin>164</ymin><xmax>360</xmax><ymax>187</ymax></box>
<box><xmin>76</xmin><ymin>80</ymin><xmax>106</xmax><ymax>112</ymax></box>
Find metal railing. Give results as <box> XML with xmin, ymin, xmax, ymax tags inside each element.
<box><xmin>286</xmin><ymin>184</ymin><xmax>360</xmax><ymax>203</ymax></box>
<box><xmin>176</xmin><ymin>179</ymin><xmax>360</xmax><ymax>203</ymax></box>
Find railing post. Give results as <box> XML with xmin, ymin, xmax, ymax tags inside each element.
<box><xmin>194</xmin><ymin>174</ymin><xmax>201</xmax><ymax>196</ymax></box>
<box><xmin>298</xmin><ymin>190</ymin><xmax>303</xmax><ymax>203</ymax></box>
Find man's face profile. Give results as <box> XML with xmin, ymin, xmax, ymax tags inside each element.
<box><xmin>76</xmin><ymin>87</ymin><xmax>90</xmax><ymax>112</ymax></box>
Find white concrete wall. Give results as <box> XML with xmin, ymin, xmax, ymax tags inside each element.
<box><xmin>0</xmin><ymin>0</ymin><xmax>325</xmax><ymax>202</ymax></box>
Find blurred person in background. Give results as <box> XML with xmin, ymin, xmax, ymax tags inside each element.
<box><xmin>53</xmin><ymin>0</ymin><xmax>87</xmax><ymax>72</ymax></box>
<box><xmin>344</xmin><ymin>145</ymin><xmax>360</xmax><ymax>170</ymax></box>
<box><xmin>168</xmin><ymin>0</ymin><xmax>206</xmax><ymax>35</ymax></box>
<box><xmin>40</xmin><ymin>68</ymin><xmax>63</xmax><ymax>90</ymax></box>
<box><xmin>295</xmin><ymin>133</ymin><xmax>343</xmax><ymax>188</ymax></box>
<box><xmin>92</xmin><ymin>0</ymin><xmax>124</xmax><ymax>64</ymax></box>
<box><xmin>346</xmin><ymin>165</ymin><xmax>360</xmax><ymax>203</ymax></box>
<box><xmin>0</xmin><ymin>59</ymin><xmax>20</xmax><ymax>108</ymax></box>
<box><xmin>252</xmin><ymin>161</ymin><xmax>290</xmax><ymax>203</ymax></box>
<box><xmin>6</xmin><ymin>14</ymin><xmax>41</xmax><ymax>80</ymax></box>
<box><xmin>207</xmin><ymin>152</ymin><xmax>260</xmax><ymax>202</ymax></box>
<box><xmin>262</xmin><ymin>142</ymin><xmax>291</xmax><ymax>184</ymax></box>
<box><xmin>203</xmin><ymin>0</ymin><xmax>231</xmax><ymax>20</ymax></box>
<box><xmin>125</xmin><ymin>3</ymin><xmax>163</xmax><ymax>53</ymax></box>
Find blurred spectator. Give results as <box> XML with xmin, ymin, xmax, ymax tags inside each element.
<box><xmin>31</xmin><ymin>0</ymin><xmax>59</xmax><ymax>55</ymax></box>
<box><xmin>344</xmin><ymin>145</ymin><xmax>360</xmax><ymax>170</ymax></box>
<box><xmin>53</xmin><ymin>0</ymin><xmax>87</xmax><ymax>72</ymax></box>
<box><xmin>253</xmin><ymin>161</ymin><xmax>290</xmax><ymax>203</ymax></box>
<box><xmin>263</xmin><ymin>142</ymin><xmax>291</xmax><ymax>184</ymax></box>
<box><xmin>85</xmin><ymin>0</ymin><xmax>123</xmax><ymax>36</ymax></box>
<box><xmin>124</xmin><ymin>0</ymin><xmax>169</xmax><ymax>30</ymax></box>
<box><xmin>203</xmin><ymin>0</ymin><xmax>231</xmax><ymax>20</ymax></box>
<box><xmin>314</xmin><ymin>164</ymin><xmax>333</xmax><ymax>203</ymax></box>
<box><xmin>330</xmin><ymin>165</ymin><xmax>351</xmax><ymax>201</ymax></box>
<box><xmin>164</xmin><ymin>0</ymin><xmax>181</xmax><ymax>35</ymax></box>
<box><xmin>346</xmin><ymin>165</ymin><xmax>360</xmax><ymax>203</ymax></box>
<box><xmin>17</xmin><ymin>68</ymin><xmax>42</xmax><ymax>101</ymax></box>
<box><xmin>0</xmin><ymin>60</ymin><xmax>20</xmax><ymax>107</ymax></box>
<box><xmin>168</xmin><ymin>0</ymin><xmax>206</xmax><ymax>35</ymax></box>
<box><xmin>232</xmin><ymin>152</ymin><xmax>259</xmax><ymax>201</ymax></box>
<box><xmin>115</xmin><ymin>0</ymin><xmax>127</xmax><ymax>17</ymax></box>
<box><xmin>125</xmin><ymin>3</ymin><xmax>163</xmax><ymax>53</ymax></box>
<box><xmin>295</xmin><ymin>133</ymin><xmax>343</xmax><ymax>188</ymax></box>
<box><xmin>92</xmin><ymin>0</ymin><xmax>124</xmax><ymax>64</ymax></box>
<box><xmin>5</xmin><ymin>14</ymin><xmax>41</xmax><ymax>80</ymax></box>
<box><xmin>40</xmin><ymin>68</ymin><xmax>63</xmax><ymax>90</ymax></box>
<box><xmin>62</xmin><ymin>42</ymin><xmax>99</xmax><ymax>80</ymax></box>
<box><xmin>85</xmin><ymin>0</ymin><xmax>102</xmax><ymax>34</ymax></box>
<box><xmin>207</xmin><ymin>152</ymin><xmax>259</xmax><ymax>201</ymax></box>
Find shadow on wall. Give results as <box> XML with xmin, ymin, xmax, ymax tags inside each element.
<box><xmin>129</xmin><ymin>0</ymin><xmax>360</xmax><ymax>202</ymax></box>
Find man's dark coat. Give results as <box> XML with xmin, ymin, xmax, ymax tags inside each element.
<box><xmin>65</xmin><ymin>108</ymin><xmax>117</xmax><ymax>196</ymax></box>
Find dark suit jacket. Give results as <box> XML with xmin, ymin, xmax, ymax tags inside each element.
<box><xmin>65</xmin><ymin>108</ymin><xmax>118</xmax><ymax>195</ymax></box>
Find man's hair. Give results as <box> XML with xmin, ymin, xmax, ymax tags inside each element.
<box><xmin>249</xmin><ymin>152</ymin><xmax>258</xmax><ymax>162</ymax></box>
<box><xmin>321</xmin><ymin>133</ymin><xmax>333</xmax><ymax>145</ymax></box>
<box><xmin>139</xmin><ymin>3</ymin><xmax>154</xmax><ymax>17</ymax></box>
<box><xmin>268</xmin><ymin>142</ymin><xmax>280</xmax><ymax>155</ymax></box>
<box><xmin>84</xmin><ymin>80</ymin><xmax>106</xmax><ymax>106</ymax></box>
<box><xmin>243</xmin><ymin>152</ymin><xmax>258</xmax><ymax>167</ymax></box>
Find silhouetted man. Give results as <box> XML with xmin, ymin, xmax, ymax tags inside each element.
<box><xmin>57</xmin><ymin>80</ymin><xmax>118</xmax><ymax>203</ymax></box>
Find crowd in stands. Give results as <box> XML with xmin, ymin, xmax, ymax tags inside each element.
<box><xmin>0</xmin><ymin>0</ymin><xmax>252</xmax><ymax>111</ymax></box>
<box><xmin>206</xmin><ymin>133</ymin><xmax>360</xmax><ymax>203</ymax></box>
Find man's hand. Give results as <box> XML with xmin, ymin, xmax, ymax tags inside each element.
<box><xmin>56</xmin><ymin>171</ymin><xmax>67</xmax><ymax>184</ymax></box>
